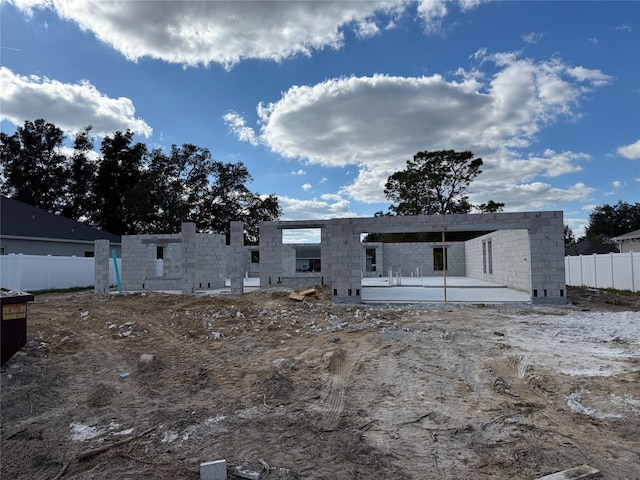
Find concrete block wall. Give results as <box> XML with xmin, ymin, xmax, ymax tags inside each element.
<box><xmin>94</xmin><ymin>239</ymin><xmax>110</xmax><ymax>294</ymax></box>
<box><xmin>259</xmin><ymin>222</ymin><xmax>283</xmax><ymax>287</ymax></box>
<box><xmin>229</xmin><ymin>221</ymin><xmax>244</xmax><ymax>295</ymax></box>
<box><xmin>257</xmin><ymin>211</ymin><xmax>566</xmax><ymax>304</ymax></box>
<box><xmin>380</xmin><ymin>242</ymin><xmax>465</xmax><ymax>277</ymax></box>
<box><xmin>465</xmin><ymin>229</ymin><xmax>531</xmax><ymax>292</ymax></box>
<box><xmin>281</xmin><ymin>245</ymin><xmax>297</xmax><ymax>276</ymax></box>
<box><xmin>528</xmin><ymin>212</ymin><xmax>566</xmax><ymax>303</ymax></box>
<box><xmin>121</xmin><ymin>224</ymin><xmax>226</xmax><ymax>292</ymax></box>
<box><xmin>327</xmin><ymin>219</ymin><xmax>363</xmax><ymax>303</ymax></box>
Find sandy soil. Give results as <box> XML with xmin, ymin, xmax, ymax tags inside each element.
<box><xmin>1</xmin><ymin>285</ymin><xmax>639</xmax><ymax>479</ymax></box>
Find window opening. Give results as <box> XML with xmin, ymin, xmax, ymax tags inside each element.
<box><xmin>487</xmin><ymin>240</ymin><xmax>493</xmax><ymax>274</ymax></box>
<box><xmin>365</xmin><ymin>248</ymin><xmax>377</xmax><ymax>272</ymax></box>
<box><xmin>433</xmin><ymin>247</ymin><xmax>448</xmax><ymax>271</ymax></box>
<box><xmin>482</xmin><ymin>241</ymin><xmax>487</xmax><ymax>274</ymax></box>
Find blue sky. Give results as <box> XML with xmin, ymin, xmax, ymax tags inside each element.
<box><xmin>1</xmin><ymin>0</ymin><xmax>639</xmax><ymax>238</ymax></box>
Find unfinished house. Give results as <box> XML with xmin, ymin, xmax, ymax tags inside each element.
<box><xmin>99</xmin><ymin>211</ymin><xmax>565</xmax><ymax>305</ymax></box>
<box><xmin>257</xmin><ymin>211</ymin><xmax>565</xmax><ymax>304</ymax></box>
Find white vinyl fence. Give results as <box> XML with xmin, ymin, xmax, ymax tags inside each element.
<box><xmin>0</xmin><ymin>253</ymin><xmax>121</xmax><ymax>292</ymax></box>
<box><xmin>565</xmin><ymin>252</ymin><xmax>639</xmax><ymax>292</ymax></box>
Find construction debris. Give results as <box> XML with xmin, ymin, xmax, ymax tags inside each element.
<box><xmin>288</xmin><ymin>288</ymin><xmax>317</xmax><ymax>302</ymax></box>
<box><xmin>200</xmin><ymin>459</ymin><xmax>227</xmax><ymax>480</ymax></box>
<box><xmin>535</xmin><ymin>464</ymin><xmax>601</xmax><ymax>480</ymax></box>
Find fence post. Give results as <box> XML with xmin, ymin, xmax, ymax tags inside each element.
<box><xmin>72</xmin><ymin>255</ymin><xmax>76</xmax><ymax>287</ymax></box>
<box><xmin>593</xmin><ymin>253</ymin><xmax>598</xmax><ymax>288</ymax></box>
<box><xmin>16</xmin><ymin>254</ymin><xmax>23</xmax><ymax>290</ymax></box>
<box><xmin>632</xmin><ymin>252</ymin><xmax>636</xmax><ymax>293</ymax></box>
<box><xmin>579</xmin><ymin>255</ymin><xmax>584</xmax><ymax>286</ymax></box>
<box><xmin>610</xmin><ymin>252</ymin><xmax>615</xmax><ymax>290</ymax></box>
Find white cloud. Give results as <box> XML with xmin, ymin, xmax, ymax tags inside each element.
<box><xmin>582</xmin><ymin>204</ymin><xmax>597</xmax><ymax>211</ymax></box>
<box><xmin>617</xmin><ymin>139</ymin><xmax>640</xmax><ymax>159</ymax></box>
<box><xmin>566</xmin><ymin>66</ymin><xmax>612</xmax><ymax>87</ymax></box>
<box><xmin>245</xmin><ymin>52</ymin><xmax>608</xmax><ymax>209</ymax></box>
<box><xmin>416</xmin><ymin>0</ymin><xmax>448</xmax><ymax>33</ymax></box>
<box><xmin>301</xmin><ymin>183</ymin><xmax>312</xmax><ymax>191</ymax></box>
<box><xmin>615</xmin><ymin>23</ymin><xmax>632</xmax><ymax>32</ymax></box>
<box><xmin>6</xmin><ymin>1</ymin><xmax>487</xmax><ymax>68</ymax></box>
<box><xmin>612</xmin><ymin>180</ymin><xmax>622</xmax><ymax>189</ymax></box>
<box><xmin>522</xmin><ymin>32</ymin><xmax>546</xmax><ymax>45</ymax></box>
<box><xmin>0</xmin><ymin>66</ymin><xmax>152</xmax><ymax>137</ymax></box>
<box><xmin>223</xmin><ymin>111</ymin><xmax>258</xmax><ymax>146</ymax></box>
<box><xmin>291</xmin><ymin>169</ymin><xmax>306</xmax><ymax>176</ymax></box>
<box><xmin>10</xmin><ymin>0</ymin><xmax>407</xmax><ymax>69</ymax></box>
<box><xmin>278</xmin><ymin>194</ymin><xmax>354</xmax><ymax>221</ymax></box>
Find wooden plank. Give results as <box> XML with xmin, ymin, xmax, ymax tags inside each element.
<box><xmin>288</xmin><ymin>293</ymin><xmax>306</xmax><ymax>301</ymax></box>
<box><xmin>535</xmin><ymin>464</ymin><xmax>601</xmax><ymax>480</ymax></box>
<box><xmin>299</xmin><ymin>288</ymin><xmax>317</xmax><ymax>296</ymax></box>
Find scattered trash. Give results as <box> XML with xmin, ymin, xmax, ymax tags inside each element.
<box><xmin>119</xmin><ymin>372</ymin><xmax>130</xmax><ymax>379</ymax></box>
<box><xmin>234</xmin><ymin>464</ymin><xmax>261</xmax><ymax>480</ymax></box>
<box><xmin>534</xmin><ymin>464</ymin><xmax>600</xmax><ymax>480</ymax></box>
<box><xmin>80</xmin><ymin>311</ymin><xmax>89</xmax><ymax>318</ymax></box>
<box><xmin>200</xmin><ymin>459</ymin><xmax>226</xmax><ymax>480</ymax></box>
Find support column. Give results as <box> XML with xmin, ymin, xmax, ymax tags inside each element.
<box><xmin>94</xmin><ymin>239</ymin><xmax>110</xmax><ymax>294</ymax></box>
<box><xmin>529</xmin><ymin>212</ymin><xmax>566</xmax><ymax>304</ymax></box>
<box><xmin>181</xmin><ymin>222</ymin><xmax>197</xmax><ymax>294</ymax></box>
<box><xmin>328</xmin><ymin>220</ymin><xmax>362</xmax><ymax>303</ymax></box>
<box><xmin>230</xmin><ymin>221</ymin><xmax>244</xmax><ymax>295</ymax></box>
<box><xmin>259</xmin><ymin>222</ymin><xmax>282</xmax><ymax>288</ymax></box>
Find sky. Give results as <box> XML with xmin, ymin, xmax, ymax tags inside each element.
<box><xmin>1</xmin><ymin>0</ymin><xmax>639</xmax><ymax>239</ymax></box>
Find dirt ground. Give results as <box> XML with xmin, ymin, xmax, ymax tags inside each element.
<box><xmin>2</xmin><ymin>285</ymin><xmax>639</xmax><ymax>479</ymax></box>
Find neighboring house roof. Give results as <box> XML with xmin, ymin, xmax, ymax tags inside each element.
<box><xmin>0</xmin><ymin>195</ymin><xmax>121</xmax><ymax>244</ymax></box>
<box><xmin>612</xmin><ymin>228</ymin><xmax>640</xmax><ymax>241</ymax></box>
<box><xmin>565</xmin><ymin>235</ymin><xmax>619</xmax><ymax>256</ymax></box>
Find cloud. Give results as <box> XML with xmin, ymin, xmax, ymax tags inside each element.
<box><xmin>6</xmin><ymin>1</ymin><xmax>487</xmax><ymax>68</ymax></box>
<box><xmin>278</xmin><ymin>194</ymin><xmax>355</xmax><ymax>221</ymax></box>
<box><xmin>291</xmin><ymin>169</ymin><xmax>306</xmax><ymax>176</ymax></box>
<box><xmin>301</xmin><ymin>183</ymin><xmax>312</xmax><ymax>191</ymax></box>
<box><xmin>223</xmin><ymin>111</ymin><xmax>258</xmax><ymax>146</ymax></box>
<box><xmin>566</xmin><ymin>66</ymin><xmax>612</xmax><ymax>87</ymax></box>
<box><xmin>9</xmin><ymin>0</ymin><xmax>408</xmax><ymax>69</ymax></box>
<box><xmin>522</xmin><ymin>32</ymin><xmax>546</xmax><ymax>45</ymax></box>
<box><xmin>617</xmin><ymin>139</ymin><xmax>640</xmax><ymax>159</ymax></box>
<box><xmin>615</xmin><ymin>23</ymin><xmax>632</xmax><ymax>32</ymax></box>
<box><xmin>0</xmin><ymin>66</ymin><xmax>152</xmax><ymax>137</ymax></box>
<box><xmin>240</xmin><ymin>52</ymin><xmax>609</xmax><ymax>209</ymax></box>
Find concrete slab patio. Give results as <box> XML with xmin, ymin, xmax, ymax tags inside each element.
<box><xmin>361</xmin><ymin>276</ymin><xmax>530</xmax><ymax>303</ymax></box>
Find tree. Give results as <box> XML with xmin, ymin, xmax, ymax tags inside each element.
<box><xmin>60</xmin><ymin>126</ymin><xmax>97</xmax><ymax>221</ymax></box>
<box><xmin>0</xmin><ymin>119</ymin><xmax>68</xmax><ymax>212</ymax></box>
<box><xmin>141</xmin><ymin>146</ymin><xmax>280</xmax><ymax>241</ymax></box>
<box><xmin>384</xmin><ymin>150</ymin><xmax>483</xmax><ymax>215</ymax></box>
<box><xmin>91</xmin><ymin>130</ymin><xmax>147</xmax><ymax>235</ymax></box>
<box><xmin>585</xmin><ymin>201</ymin><xmax>640</xmax><ymax>238</ymax></box>
<box><xmin>201</xmin><ymin>161</ymin><xmax>281</xmax><ymax>243</ymax></box>
<box><xmin>564</xmin><ymin>225</ymin><xmax>576</xmax><ymax>245</ymax></box>
<box><xmin>477</xmin><ymin>200</ymin><xmax>505</xmax><ymax>213</ymax></box>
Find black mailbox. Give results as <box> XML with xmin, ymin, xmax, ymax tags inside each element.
<box><xmin>1</xmin><ymin>287</ymin><xmax>35</xmax><ymax>366</ymax></box>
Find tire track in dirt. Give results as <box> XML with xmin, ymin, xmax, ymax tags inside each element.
<box><xmin>314</xmin><ymin>344</ymin><xmax>359</xmax><ymax>430</ymax></box>
<box><xmin>486</xmin><ymin>354</ymin><xmax>639</xmax><ymax>478</ymax></box>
